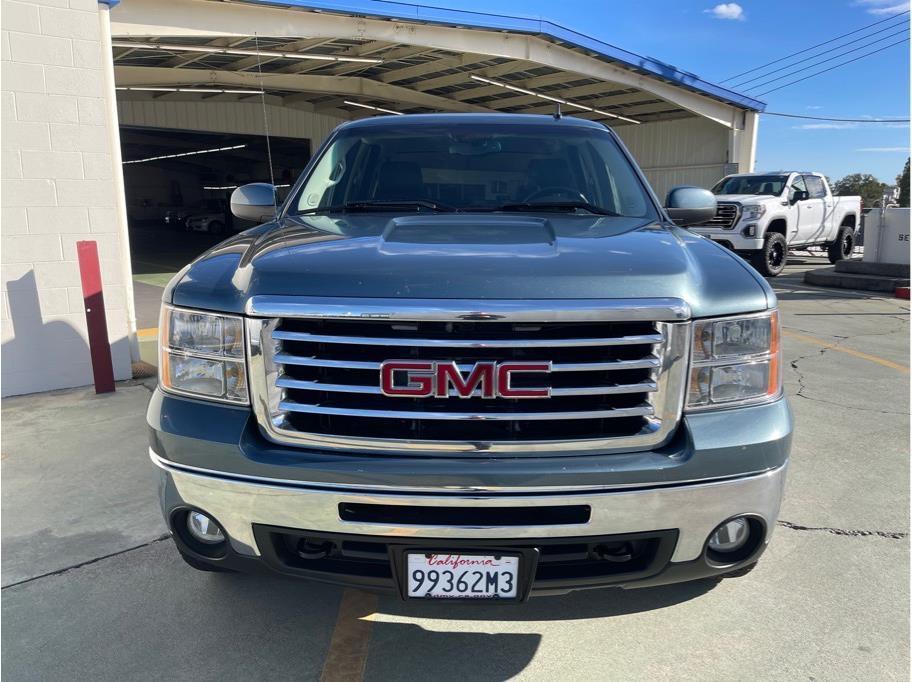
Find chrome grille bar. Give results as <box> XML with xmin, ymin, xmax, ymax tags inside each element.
<box><xmin>275</xmin><ymin>376</ymin><xmax>659</xmax><ymax>397</ymax></box>
<box><xmin>273</xmin><ymin>353</ymin><xmax>662</xmax><ymax>372</ymax></box>
<box><xmin>278</xmin><ymin>401</ymin><xmax>655</xmax><ymax>421</ymax></box>
<box><xmin>271</xmin><ymin>330</ymin><xmax>664</xmax><ymax>347</ymax></box>
<box><xmin>247</xmin><ymin>296</ymin><xmax>691</xmax><ymax>322</ymax></box>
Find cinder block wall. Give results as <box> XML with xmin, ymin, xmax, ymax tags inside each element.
<box><xmin>1</xmin><ymin>0</ymin><xmax>134</xmax><ymax>396</ymax></box>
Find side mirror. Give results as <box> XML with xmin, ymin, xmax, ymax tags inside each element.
<box><xmin>791</xmin><ymin>189</ymin><xmax>809</xmax><ymax>204</ymax></box>
<box><xmin>230</xmin><ymin>183</ymin><xmax>277</xmax><ymax>222</ymax></box>
<box><xmin>664</xmin><ymin>186</ymin><xmax>717</xmax><ymax>227</ymax></box>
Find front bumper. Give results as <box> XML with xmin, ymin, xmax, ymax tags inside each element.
<box><xmin>690</xmin><ymin>227</ymin><xmax>764</xmax><ymax>251</ymax></box>
<box><xmin>149</xmin><ymin>389</ymin><xmax>791</xmax><ymax>595</ymax></box>
<box><xmin>154</xmin><ymin>451</ymin><xmax>787</xmax><ymax>595</ymax></box>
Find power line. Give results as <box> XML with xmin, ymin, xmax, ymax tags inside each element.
<box><xmin>741</xmin><ymin>26</ymin><xmax>910</xmax><ymax>92</ymax></box>
<box><xmin>755</xmin><ymin>37</ymin><xmax>909</xmax><ymax>96</ymax></box>
<box><xmin>762</xmin><ymin>112</ymin><xmax>910</xmax><ymax>122</ymax></box>
<box><xmin>721</xmin><ymin>10</ymin><xmax>909</xmax><ymax>83</ymax></box>
<box><xmin>730</xmin><ymin>19</ymin><xmax>910</xmax><ymax>88</ymax></box>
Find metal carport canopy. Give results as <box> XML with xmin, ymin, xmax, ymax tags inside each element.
<box><xmin>109</xmin><ymin>0</ymin><xmax>764</xmax><ymax>131</ymax></box>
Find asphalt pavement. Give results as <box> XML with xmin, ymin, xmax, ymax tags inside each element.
<box><xmin>2</xmin><ymin>255</ymin><xmax>908</xmax><ymax>681</ymax></box>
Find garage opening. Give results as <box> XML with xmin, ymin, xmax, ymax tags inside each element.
<box><xmin>120</xmin><ymin>126</ymin><xmax>310</xmax><ymax>354</ymax></box>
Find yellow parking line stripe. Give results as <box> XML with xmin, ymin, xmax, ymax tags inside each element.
<box><xmin>137</xmin><ymin>327</ymin><xmax>158</xmax><ymax>340</ymax></box>
<box><xmin>782</xmin><ymin>329</ymin><xmax>909</xmax><ymax>373</ymax></box>
<box><xmin>320</xmin><ymin>589</ymin><xmax>378</xmax><ymax>682</ymax></box>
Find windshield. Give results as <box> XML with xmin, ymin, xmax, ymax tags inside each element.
<box><xmin>712</xmin><ymin>175</ymin><xmax>789</xmax><ymax>196</ymax></box>
<box><xmin>290</xmin><ymin>123</ymin><xmax>656</xmax><ymax>218</ymax></box>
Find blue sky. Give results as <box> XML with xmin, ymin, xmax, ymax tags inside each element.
<box><xmin>412</xmin><ymin>0</ymin><xmax>911</xmax><ymax>184</ymax></box>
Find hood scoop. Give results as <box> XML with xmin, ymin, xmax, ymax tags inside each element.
<box><xmin>381</xmin><ymin>215</ymin><xmax>556</xmax><ymax>245</ymax></box>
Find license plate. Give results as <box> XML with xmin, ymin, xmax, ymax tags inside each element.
<box><xmin>406</xmin><ymin>553</ymin><xmax>519</xmax><ymax>599</ymax></box>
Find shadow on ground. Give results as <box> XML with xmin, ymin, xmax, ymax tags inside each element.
<box><xmin>1</xmin><ymin>538</ymin><xmax>718</xmax><ymax>681</ymax></box>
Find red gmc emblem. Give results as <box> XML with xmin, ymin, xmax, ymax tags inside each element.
<box><xmin>380</xmin><ymin>360</ymin><xmax>551</xmax><ymax>399</ymax></box>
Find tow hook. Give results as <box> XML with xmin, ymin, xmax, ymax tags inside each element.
<box><xmin>296</xmin><ymin>539</ymin><xmax>334</xmax><ymax>560</ymax></box>
<box><xmin>592</xmin><ymin>542</ymin><xmax>634</xmax><ymax>563</ymax></box>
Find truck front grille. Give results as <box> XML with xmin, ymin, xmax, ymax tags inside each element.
<box><xmin>247</xmin><ymin>298</ymin><xmax>689</xmax><ymax>455</ymax></box>
<box><xmin>699</xmin><ymin>203</ymin><xmax>739</xmax><ymax>229</ymax></box>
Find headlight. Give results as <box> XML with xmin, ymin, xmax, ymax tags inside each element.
<box><xmin>741</xmin><ymin>205</ymin><xmax>766</xmax><ymax>221</ymax></box>
<box><xmin>686</xmin><ymin>310</ymin><xmax>781</xmax><ymax>410</ymax></box>
<box><xmin>159</xmin><ymin>305</ymin><xmax>249</xmax><ymax>404</ymax></box>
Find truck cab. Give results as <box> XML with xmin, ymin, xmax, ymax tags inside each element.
<box><xmin>690</xmin><ymin>172</ymin><xmax>861</xmax><ymax>277</ymax></box>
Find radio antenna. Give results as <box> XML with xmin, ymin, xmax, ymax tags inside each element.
<box><xmin>253</xmin><ymin>33</ymin><xmax>278</xmax><ymax>216</ymax></box>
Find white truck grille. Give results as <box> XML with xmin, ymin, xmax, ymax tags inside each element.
<box><xmin>699</xmin><ymin>203</ymin><xmax>739</xmax><ymax>229</ymax></box>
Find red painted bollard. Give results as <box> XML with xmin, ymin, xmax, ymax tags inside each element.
<box><xmin>77</xmin><ymin>241</ymin><xmax>115</xmax><ymax>393</ymax></box>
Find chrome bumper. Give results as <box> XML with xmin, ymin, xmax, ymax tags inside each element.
<box><xmin>152</xmin><ymin>449</ymin><xmax>787</xmax><ymax>564</ymax></box>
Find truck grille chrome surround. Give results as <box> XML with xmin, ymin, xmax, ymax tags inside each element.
<box><xmin>246</xmin><ymin>297</ymin><xmax>691</xmax><ymax>455</ymax></box>
<box><xmin>700</xmin><ymin>203</ymin><xmax>740</xmax><ymax>229</ymax></box>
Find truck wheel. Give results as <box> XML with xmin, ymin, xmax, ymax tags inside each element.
<box><xmin>827</xmin><ymin>226</ymin><xmax>854</xmax><ymax>264</ymax></box>
<box><xmin>751</xmin><ymin>232</ymin><xmax>788</xmax><ymax>277</ymax></box>
<box><xmin>177</xmin><ymin>549</ymin><xmax>235</xmax><ymax>573</ymax></box>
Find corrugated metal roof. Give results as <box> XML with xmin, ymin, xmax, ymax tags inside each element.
<box><xmin>236</xmin><ymin>0</ymin><xmax>765</xmax><ymax>112</ymax></box>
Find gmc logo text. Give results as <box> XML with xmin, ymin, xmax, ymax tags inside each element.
<box><xmin>379</xmin><ymin>360</ymin><xmax>552</xmax><ymax>399</ymax></box>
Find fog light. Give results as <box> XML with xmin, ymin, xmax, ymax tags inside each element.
<box><xmin>741</xmin><ymin>224</ymin><xmax>757</xmax><ymax>238</ymax></box>
<box><xmin>186</xmin><ymin>511</ymin><xmax>225</xmax><ymax>544</ymax></box>
<box><xmin>708</xmin><ymin>517</ymin><xmax>750</xmax><ymax>553</ymax></box>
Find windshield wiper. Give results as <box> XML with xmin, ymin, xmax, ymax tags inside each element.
<box><xmin>297</xmin><ymin>200</ymin><xmax>457</xmax><ymax>215</ymax></box>
<box><xmin>484</xmin><ymin>201</ymin><xmax>621</xmax><ymax>216</ymax></box>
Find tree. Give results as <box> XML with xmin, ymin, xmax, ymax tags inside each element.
<box><xmin>897</xmin><ymin>158</ymin><xmax>910</xmax><ymax>208</ymax></box>
<box><xmin>832</xmin><ymin>173</ymin><xmax>888</xmax><ymax>207</ymax></box>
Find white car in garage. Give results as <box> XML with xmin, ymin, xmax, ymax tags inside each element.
<box><xmin>184</xmin><ymin>199</ymin><xmax>230</xmax><ymax>235</ymax></box>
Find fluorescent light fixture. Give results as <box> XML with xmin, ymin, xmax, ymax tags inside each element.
<box><xmin>468</xmin><ymin>75</ymin><xmax>640</xmax><ymax>124</ymax></box>
<box><xmin>123</xmin><ymin>144</ymin><xmax>247</xmax><ymax>165</ymax></box>
<box><xmin>112</xmin><ymin>41</ymin><xmax>383</xmax><ymax>64</ymax></box>
<box><xmin>343</xmin><ymin>100</ymin><xmax>404</xmax><ymax>116</ymax></box>
<box><xmin>204</xmin><ymin>183</ymin><xmax>291</xmax><ymax>190</ymax></box>
<box><xmin>116</xmin><ymin>87</ymin><xmax>263</xmax><ymax>95</ymax></box>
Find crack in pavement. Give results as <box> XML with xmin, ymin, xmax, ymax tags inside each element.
<box><xmin>778</xmin><ymin>520</ymin><xmax>908</xmax><ymax>540</ymax></box>
<box><xmin>1</xmin><ymin>534</ymin><xmax>171</xmax><ymax>590</ymax></box>
<box><xmin>785</xmin><ymin>322</ymin><xmax>910</xmax><ymax>415</ymax></box>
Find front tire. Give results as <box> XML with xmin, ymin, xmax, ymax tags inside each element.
<box><xmin>827</xmin><ymin>225</ymin><xmax>855</xmax><ymax>264</ymax></box>
<box><xmin>751</xmin><ymin>232</ymin><xmax>788</xmax><ymax>277</ymax></box>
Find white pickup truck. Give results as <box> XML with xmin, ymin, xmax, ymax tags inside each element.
<box><xmin>690</xmin><ymin>172</ymin><xmax>861</xmax><ymax>277</ymax></box>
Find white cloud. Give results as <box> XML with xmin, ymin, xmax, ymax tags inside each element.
<box><xmin>853</xmin><ymin>0</ymin><xmax>910</xmax><ymax>15</ymax></box>
<box><xmin>704</xmin><ymin>3</ymin><xmax>745</xmax><ymax>20</ymax></box>
<box><xmin>806</xmin><ymin>105</ymin><xmax>823</xmax><ymax>110</ymax></box>
<box><xmin>856</xmin><ymin>146</ymin><xmax>911</xmax><ymax>152</ymax></box>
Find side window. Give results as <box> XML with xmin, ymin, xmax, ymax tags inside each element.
<box><xmin>804</xmin><ymin>175</ymin><xmax>826</xmax><ymax>199</ymax></box>
<box><xmin>789</xmin><ymin>175</ymin><xmax>807</xmax><ymax>202</ymax></box>
<box><xmin>295</xmin><ymin>137</ymin><xmax>359</xmax><ymax>211</ymax></box>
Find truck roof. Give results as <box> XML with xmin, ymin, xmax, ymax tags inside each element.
<box><xmin>338</xmin><ymin>113</ymin><xmax>608</xmax><ymax>130</ymax></box>
<box><xmin>727</xmin><ymin>171</ymin><xmax>823</xmax><ymax>176</ymax></box>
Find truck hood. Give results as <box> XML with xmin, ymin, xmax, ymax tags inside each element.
<box><xmin>714</xmin><ymin>194</ymin><xmax>780</xmax><ymax>204</ymax></box>
<box><xmin>167</xmin><ymin>213</ymin><xmax>773</xmax><ymax>318</ymax></box>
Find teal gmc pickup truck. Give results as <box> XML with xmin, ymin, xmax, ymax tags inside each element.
<box><xmin>148</xmin><ymin>114</ymin><xmax>792</xmax><ymax>601</ymax></box>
